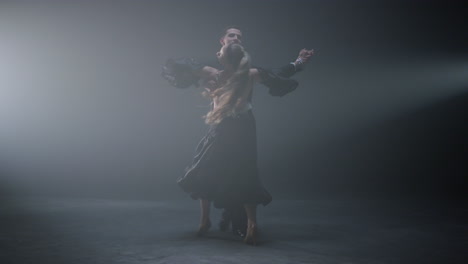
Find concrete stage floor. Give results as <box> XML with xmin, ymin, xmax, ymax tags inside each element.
<box><xmin>0</xmin><ymin>197</ymin><xmax>465</xmax><ymax>264</ymax></box>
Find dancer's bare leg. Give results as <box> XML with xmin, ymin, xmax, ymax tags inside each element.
<box><xmin>244</xmin><ymin>204</ymin><xmax>258</xmax><ymax>245</ymax></box>
<box><xmin>197</xmin><ymin>199</ymin><xmax>212</xmax><ymax>235</ymax></box>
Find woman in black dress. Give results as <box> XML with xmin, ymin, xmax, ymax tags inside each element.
<box><xmin>163</xmin><ymin>41</ymin><xmax>313</xmax><ymax>245</ymax></box>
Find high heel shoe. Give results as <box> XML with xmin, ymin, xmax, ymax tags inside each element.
<box><xmin>243</xmin><ymin>224</ymin><xmax>258</xmax><ymax>246</ymax></box>
<box><xmin>232</xmin><ymin>219</ymin><xmax>247</xmax><ymax>237</ymax></box>
<box><xmin>233</xmin><ymin>228</ymin><xmax>246</xmax><ymax>238</ymax></box>
<box><xmin>196</xmin><ymin>220</ymin><xmax>212</xmax><ymax>236</ymax></box>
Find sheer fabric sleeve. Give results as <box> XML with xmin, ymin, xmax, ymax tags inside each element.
<box><xmin>162</xmin><ymin>58</ymin><xmax>205</xmax><ymax>89</ymax></box>
<box><xmin>271</xmin><ymin>63</ymin><xmax>302</xmax><ymax>78</ymax></box>
<box><xmin>256</xmin><ymin>67</ymin><xmax>299</xmax><ymax>97</ymax></box>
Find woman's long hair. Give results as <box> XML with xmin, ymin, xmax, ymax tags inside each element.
<box><xmin>204</xmin><ymin>44</ymin><xmax>251</xmax><ymax>125</ymax></box>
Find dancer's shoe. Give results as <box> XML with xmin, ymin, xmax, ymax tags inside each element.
<box><xmin>196</xmin><ymin>220</ymin><xmax>212</xmax><ymax>236</ymax></box>
<box><xmin>232</xmin><ymin>228</ymin><xmax>246</xmax><ymax>237</ymax></box>
<box><xmin>243</xmin><ymin>224</ymin><xmax>258</xmax><ymax>246</ymax></box>
<box><xmin>232</xmin><ymin>221</ymin><xmax>247</xmax><ymax>237</ymax></box>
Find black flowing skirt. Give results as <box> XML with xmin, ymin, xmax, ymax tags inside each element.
<box><xmin>177</xmin><ymin>110</ymin><xmax>272</xmax><ymax>209</ymax></box>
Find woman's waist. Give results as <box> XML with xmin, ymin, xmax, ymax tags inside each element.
<box><xmin>233</xmin><ymin>102</ymin><xmax>252</xmax><ymax>115</ymax></box>
<box><xmin>211</xmin><ymin>107</ymin><xmax>254</xmax><ymax>127</ymax></box>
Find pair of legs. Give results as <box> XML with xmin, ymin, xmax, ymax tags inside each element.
<box><xmin>199</xmin><ymin>199</ymin><xmax>258</xmax><ymax>245</ymax></box>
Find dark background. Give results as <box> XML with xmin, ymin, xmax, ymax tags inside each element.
<box><xmin>0</xmin><ymin>0</ymin><xmax>467</xmax><ymax>201</ymax></box>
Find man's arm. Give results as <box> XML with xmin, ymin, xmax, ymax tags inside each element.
<box><xmin>249</xmin><ymin>48</ymin><xmax>314</xmax><ymax>97</ymax></box>
<box><xmin>250</xmin><ymin>67</ymin><xmax>298</xmax><ymax>97</ymax></box>
<box><xmin>251</xmin><ymin>48</ymin><xmax>314</xmax><ymax>82</ymax></box>
<box><xmin>275</xmin><ymin>48</ymin><xmax>314</xmax><ymax>78</ymax></box>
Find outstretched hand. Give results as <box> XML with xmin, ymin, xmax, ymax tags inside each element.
<box><xmin>296</xmin><ymin>48</ymin><xmax>314</xmax><ymax>65</ymax></box>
